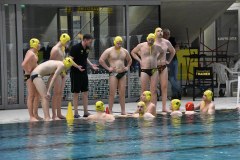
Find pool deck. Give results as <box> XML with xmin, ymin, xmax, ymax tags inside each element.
<box><xmin>0</xmin><ymin>97</ymin><xmax>239</xmax><ymax>124</ymax></box>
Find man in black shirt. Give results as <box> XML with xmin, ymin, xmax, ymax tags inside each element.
<box><xmin>70</xmin><ymin>34</ymin><xmax>98</xmax><ymax>118</ymax></box>
<box><xmin>163</xmin><ymin>29</ymin><xmax>181</xmax><ymax>99</ymax></box>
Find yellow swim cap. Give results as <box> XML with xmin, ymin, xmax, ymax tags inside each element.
<box><xmin>143</xmin><ymin>91</ymin><xmax>151</xmax><ymax>102</ymax></box>
<box><xmin>146</xmin><ymin>33</ymin><xmax>155</xmax><ymax>41</ymax></box>
<box><xmin>60</xmin><ymin>33</ymin><xmax>71</xmax><ymax>45</ymax></box>
<box><xmin>204</xmin><ymin>90</ymin><xmax>213</xmax><ymax>101</ymax></box>
<box><xmin>30</xmin><ymin>38</ymin><xmax>40</xmax><ymax>49</ymax></box>
<box><xmin>63</xmin><ymin>57</ymin><xmax>74</xmax><ymax>69</ymax></box>
<box><xmin>171</xmin><ymin>99</ymin><xmax>181</xmax><ymax>111</ymax></box>
<box><xmin>95</xmin><ymin>101</ymin><xmax>105</xmax><ymax>112</ymax></box>
<box><xmin>113</xmin><ymin>36</ymin><xmax>123</xmax><ymax>46</ymax></box>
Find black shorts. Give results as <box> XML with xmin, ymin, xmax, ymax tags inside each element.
<box><xmin>70</xmin><ymin>71</ymin><xmax>88</xmax><ymax>93</ymax></box>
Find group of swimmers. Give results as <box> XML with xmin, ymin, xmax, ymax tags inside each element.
<box><xmin>87</xmin><ymin>89</ymin><xmax>215</xmax><ymax>121</ymax></box>
<box><xmin>22</xmin><ymin>27</ymin><xmax>215</xmax><ymax>122</ymax></box>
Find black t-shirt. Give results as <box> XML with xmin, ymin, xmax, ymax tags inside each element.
<box><xmin>169</xmin><ymin>37</ymin><xmax>177</xmax><ymax>61</ymax></box>
<box><xmin>70</xmin><ymin>42</ymin><xmax>90</xmax><ymax>73</ymax></box>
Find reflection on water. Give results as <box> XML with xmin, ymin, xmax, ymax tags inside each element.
<box><xmin>66</xmin><ymin>120</ymin><xmax>74</xmax><ymax>160</ymax></box>
<box><xmin>171</xmin><ymin>116</ymin><xmax>182</xmax><ymax>128</ymax></box>
<box><xmin>95</xmin><ymin>122</ymin><xmax>106</xmax><ymax>143</ymax></box>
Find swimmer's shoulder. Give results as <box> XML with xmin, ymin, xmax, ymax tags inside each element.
<box><xmin>149</xmin><ymin>103</ymin><xmax>156</xmax><ymax>108</ymax></box>
<box><xmin>25</xmin><ymin>49</ymin><xmax>36</xmax><ymax>58</ymax></box>
<box><xmin>50</xmin><ymin>45</ymin><xmax>59</xmax><ymax>53</ymax></box>
<box><xmin>121</xmin><ymin>48</ymin><xmax>129</xmax><ymax>53</ymax></box>
<box><xmin>163</xmin><ymin>38</ymin><xmax>170</xmax><ymax>43</ymax></box>
<box><xmin>106</xmin><ymin>114</ymin><xmax>115</xmax><ymax>120</ymax></box>
<box><xmin>104</xmin><ymin>47</ymin><xmax>114</xmax><ymax>53</ymax></box>
<box><xmin>138</xmin><ymin>42</ymin><xmax>147</xmax><ymax>47</ymax></box>
<box><xmin>171</xmin><ymin>111</ymin><xmax>183</xmax><ymax>117</ymax></box>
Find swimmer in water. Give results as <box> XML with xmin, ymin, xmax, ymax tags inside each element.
<box><xmin>170</xmin><ymin>99</ymin><xmax>182</xmax><ymax>117</ymax></box>
<box><xmin>133</xmin><ymin>101</ymin><xmax>155</xmax><ymax>118</ymax></box>
<box><xmin>99</xmin><ymin>36</ymin><xmax>132</xmax><ymax>115</ymax></box>
<box><xmin>185</xmin><ymin>102</ymin><xmax>196</xmax><ymax>115</ymax></box>
<box><xmin>141</xmin><ymin>91</ymin><xmax>156</xmax><ymax>116</ymax></box>
<box><xmin>87</xmin><ymin>101</ymin><xmax>115</xmax><ymax>121</ymax></box>
<box><xmin>195</xmin><ymin>90</ymin><xmax>215</xmax><ymax>115</ymax></box>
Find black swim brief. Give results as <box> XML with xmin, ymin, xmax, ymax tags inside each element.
<box><xmin>141</xmin><ymin>68</ymin><xmax>157</xmax><ymax>77</ymax></box>
<box><xmin>158</xmin><ymin>65</ymin><xmax>167</xmax><ymax>74</ymax></box>
<box><xmin>24</xmin><ymin>74</ymin><xmax>30</xmax><ymax>82</ymax></box>
<box><xmin>109</xmin><ymin>71</ymin><xmax>127</xmax><ymax>80</ymax></box>
<box><xmin>31</xmin><ymin>74</ymin><xmax>42</xmax><ymax>81</ymax></box>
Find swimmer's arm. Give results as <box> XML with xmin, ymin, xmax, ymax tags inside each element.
<box><xmin>194</xmin><ymin>103</ymin><xmax>201</xmax><ymax>110</ymax></box>
<box><xmin>22</xmin><ymin>53</ymin><xmax>35</xmax><ymax>73</ymax></box>
<box><xmin>166</xmin><ymin>41</ymin><xmax>176</xmax><ymax>64</ymax></box>
<box><xmin>47</xmin><ymin>65</ymin><xmax>65</xmax><ymax>97</ymax></box>
<box><xmin>208</xmin><ymin>103</ymin><xmax>215</xmax><ymax>115</ymax></box>
<box><xmin>99</xmin><ymin>49</ymin><xmax>111</xmax><ymax>71</ymax></box>
<box><xmin>108</xmin><ymin>115</ymin><xmax>115</xmax><ymax>121</ymax></box>
<box><xmin>134</xmin><ymin>108</ymin><xmax>139</xmax><ymax>114</ymax></box>
<box><xmin>125</xmin><ymin>50</ymin><xmax>132</xmax><ymax>70</ymax></box>
<box><xmin>131</xmin><ymin>44</ymin><xmax>141</xmax><ymax>63</ymax></box>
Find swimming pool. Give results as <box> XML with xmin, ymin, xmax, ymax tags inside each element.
<box><xmin>0</xmin><ymin>110</ymin><xmax>239</xmax><ymax>160</ymax></box>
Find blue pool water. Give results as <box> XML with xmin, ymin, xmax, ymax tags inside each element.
<box><xmin>0</xmin><ymin>110</ymin><xmax>240</xmax><ymax>160</ymax></box>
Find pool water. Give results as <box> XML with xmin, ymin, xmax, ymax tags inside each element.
<box><xmin>0</xmin><ymin>110</ymin><xmax>240</xmax><ymax>160</ymax></box>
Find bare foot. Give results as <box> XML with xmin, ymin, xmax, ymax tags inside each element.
<box><xmin>35</xmin><ymin>115</ymin><xmax>43</xmax><ymax>121</ymax></box>
<box><xmin>30</xmin><ymin>117</ymin><xmax>39</xmax><ymax>122</ymax></box>
<box><xmin>44</xmin><ymin>118</ymin><xmax>51</xmax><ymax>121</ymax></box>
<box><xmin>121</xmin><ymin>112</ymin><xmax>126</xmax><ymax>115</ymax></box>
<box><xmin>160</xmin><ymin>112</ymin><xmax>168</xmax><ymax>115</ymax></box>
<box><xmin>162</xmin><ymin>108</ymin><xmax>171</xmax><ymax>113</ymax></box>
<box><xmin>57</xmin><ymin>115</ymin><xmax>66</xmax><ymax>119</ymax></box>
<box><xmin>52</xmin><ymin>116</ymin><xmax>61</xmax><ymax>120</ymax></box>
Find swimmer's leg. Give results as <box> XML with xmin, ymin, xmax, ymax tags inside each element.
<box><xmin>141</xmin><ymin>72</ymin><xmax>150</xmax><ymax>94</ymax></box>
<box><xmin>51</xmin><ymin>75</ymin><xmax>62</xmax><ymax>120</ymax></box>
<box><xmin>32</xmin><ymin>86</ymin><xmax>42</xmax><ymax>120</ymax></box>
<box><xmin>26</xmin><ymin>79</ymin><xmax>38</xmax><ymax>122</ymax></box>
<box><xmin>57</xmin><ymin>76</ymin><xmax>66</xmax><ymax>119</ymax></box>
<box><xmin>33</xmin><ymin>78</ymin><xmax>51</xmax><ymax>121</ymax></box>
<box><xmin>150</xmin><ymin>70</ymin><xmax>158</xmax><ymax>105</ymax></box>
<box><xmin>159</xmin><ymin>67</ymin><xmax>169</xmax><ymax>112</ymax></box>
<box><xmin>109</xmin><ymin>76</ymin><xmax>118</xmax><ymax>114</ymax></box>
<box><xmin>118</xmin><ymin>75</ymin><xmax>127</xmax><ymax>115</ymax></box>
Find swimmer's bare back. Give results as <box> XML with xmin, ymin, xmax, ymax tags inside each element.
<box><xmin>32</xmin><ymin>60</ymin><xmax>64</xmax><ymax>76</ymax></box>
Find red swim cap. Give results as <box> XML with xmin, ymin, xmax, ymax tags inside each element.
<box><xmin>185</xmin><ymin>102</ymin><xmax>194</xmax><ymax>111</ymax></box>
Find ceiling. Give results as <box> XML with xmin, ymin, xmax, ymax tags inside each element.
<box><xmin>161</xmin><ymin>0</ymin><xmax>235</xmax><ymax>43</ymax></box>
